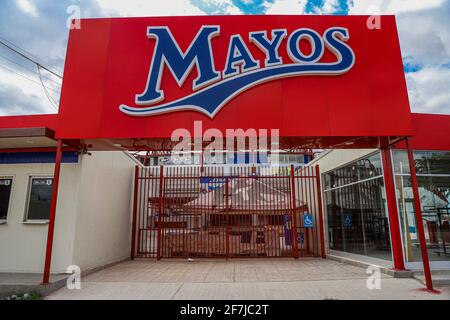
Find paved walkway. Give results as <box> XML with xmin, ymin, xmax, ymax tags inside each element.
<box><xmin>47</xmin><ymin>259</ymin><xmax>450</xmax><ymax>300</ymax></box>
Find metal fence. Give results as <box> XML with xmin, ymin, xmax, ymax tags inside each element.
<box><xmin>131</xmin><ymin>164</ymin><xmax>326</xmax><ymax>259</ymax></box>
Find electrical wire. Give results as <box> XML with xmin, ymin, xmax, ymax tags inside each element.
<box><xmin>0</xmin><ymin>52</ymin><xmax>62</xmax><ymax>86</ymax></box>
<box><xmin>0</xmin><ymin>63</ymin><xmax>61</xmax><ymax>94</ymax></box>
<box><xmin>0</xmin><ymin>38</ymin><xmax>63</xmax><ymax>79</ymax></box>
<box><xmin>37</xmin><ymin>65</ymin><xmax>59</xmax><ymax>111</ymax></box>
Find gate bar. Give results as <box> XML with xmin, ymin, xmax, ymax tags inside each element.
<box><xmin>290</xmin><ymin>165</ymin><xmax>299</xmax><ymax>258</ymax></box>
<box><xmin>225</xmin><ymin>177</ymin><xmax>230</xmax><ymax>259</ymax></box>
<box><xmin>157</xmin><ymin>166</ymin><xmax>164</xmax><ymax>260</ymax></box>
<box><xmin>130</xmin><ymin>166</ymin><xmax>139</xmax><ymax>260</ymax></box>
<box><xmin>315</xmin><ymin>165</ymin><xmax>327</xmax><ymax>259</ymax></box>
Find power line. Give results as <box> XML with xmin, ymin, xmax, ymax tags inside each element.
<box><xmin>0</xmin><ymin>63</ymin><xmax>61</xmax><ymax>94</ymax></box>
<box><xmin>0</xmin><ymin>52</ymin><xmax>62</xmax><ymax>86</ymax></box>
<box><xmin>37</xmin><ymin>65</ymin><xmax>59</xmax><ymax>111</ymax></box>
<box><xmin>0</xmin><ymin>38</ymin><xmax>63</xmax><ymax>79</ymax></box>
<box><xmin>0</xmin><ymin>36</ymin><xmax>50</xmax><ymax>68</ymax></box>
<box><xmin>0</xmin><ymin>35</ymin><xmax>64</xmax><ymax>76</ymax></box>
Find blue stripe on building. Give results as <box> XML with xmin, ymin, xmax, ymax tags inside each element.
<box><xmin>0</xmin><ymin>152</ymin><xmax>79</xmax><ymax>164</ymax></box>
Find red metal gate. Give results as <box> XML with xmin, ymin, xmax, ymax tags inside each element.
<box><xmin>131</xmin><ymin>165</ymin><xmax>325</xmax><ymax>259</ymax></box>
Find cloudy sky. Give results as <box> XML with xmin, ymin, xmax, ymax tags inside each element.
<box><xmin>0</xmin><ymin>0</ymin><xmax>449</xmax><ymax>116</ymax></box>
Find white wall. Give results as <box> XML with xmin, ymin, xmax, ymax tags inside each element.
<box><xmin>71</xmin><ymin>151</ymin><xmax>136</xmax><ymax>271</ymax></box>
<box><xmin>312</xmin><ymin>149</ymin><xmax>378</xmax><ymax>174</ymax></box>
<box><xmin>0</xmin><ymin>162</ymin><xmax>79</xmax><ymax>273</ymax></box>
<box><xmin>0</xmin><ymin>151</ymin><xmax>137</xmax><ymax>274</ymax></box>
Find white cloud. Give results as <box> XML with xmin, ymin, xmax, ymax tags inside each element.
<box><xmin>188</xmin><ymin>0</ymin><xmax>243</xmax><ymax>15</ymax></box>
<box><xmin>215</xmin><ymin>0</ymin><xmax>243</xmax><ymax>14</ymax></box>
<box><xmin>0</xmin><ymin>67</ymin><xmax>58</xmax><ymax>115</ymax></box>
<box><xmin>94</xmin><ymin>0</ymin><xmax>206</xmax><ymax>17</ymax></box>
<box><xmin>349</xmin><ymin>0</ymin><xmax>445</xmax><ymax>15</ymax></box>
<box><xmin>349</xmin><ymin>0</ymin><xmax>450</xmax><ymax>115</ymax></box>
<box><xmin>16</xmin><ymin>0</ymin><xmax>38</xmax><ymax>17</ymax></box>
<box><xmin>406</xmin><ymin>66</ymin><xmax>450</xmax><ymax>114</ymax></box>
<box><xmin>264</xmin><ymin>0</ymin><xmax>307</xmax><ymax>14</ymax></box>
<box><xmin>312</xmin><ymin>0</ymin><xmax>340</xmax><ymax>14</ymax></box>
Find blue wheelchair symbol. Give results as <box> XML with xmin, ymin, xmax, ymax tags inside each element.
<box><xmin>303</xmin><ymin>214</ymin><xmax>314</xmax><ymax>228</ymax></box>
<box><xmin>342</xmin><ymin>214</ymin><xmax>352</xmax><ymax>227</ymax></box>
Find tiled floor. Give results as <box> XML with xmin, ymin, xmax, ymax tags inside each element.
<box><xmin>46</xmin><ymin>258</ymin><xmax>450</xmax><ymax>300</ymax></box>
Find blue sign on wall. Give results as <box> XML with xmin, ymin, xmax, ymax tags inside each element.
<box><xmin>342</xmin><ymin>213</ymin><xmax>353</xmax><ymax>227</ymax></box>
<box><xmin>303</xmin><ymin>214</ymin><xmax>314</xmax><ymax>228</ymax></box>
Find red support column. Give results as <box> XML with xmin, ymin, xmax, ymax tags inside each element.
<box><xmin>290</xmin><ymin>165</ymin><xmax>299</xmax><ymax>259</ymax></box>
<box><xmin>381</xmin><ymin>148</ymin><xmax>406</xmax><ymax>271</ymax></box>
<box><xmin>315</xmin><ymin>165</ymin><xmax>327</xmax><ymax>259</ymax></box>
<box><xmin>42</xmin><ymin>140</ymin><xmax>63</xmax><ymax>285</ymax></box>
<box><xmin>130</xmin><ymin>166</ymin><xmax>139</xmax><ymax>260</ymax></box>
<box><xmin>406</xmin><ymin>139</ymin><xmax>434</xmax><ymax>291</ymax></box>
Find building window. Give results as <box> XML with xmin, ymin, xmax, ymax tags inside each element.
<box><xmin>25</xmin><ymin>177</ymin><xmax>53</xmax><ymax>222</ymax></box>
<box><xmin>323</xmin><ymin>152</ymin><xmax>392</xmax><ymax>261</ymax></box>
<box><xmin>0</xmin><ymin>178</ymin><xmax>13</xmax><ymax>221</ymax></box>
<box><xmin>393</xmin><ymin>150</ymin><xmax>450</xmax><ymax>263</ymax></box>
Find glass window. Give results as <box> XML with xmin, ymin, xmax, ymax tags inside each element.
<box><xmin>427</xmin><ymin>151</ymin><xmax>450</xmax><ymax>175</ymax></box>
<box><xmin>25</xmin><ymin>178</ymin><xmax>53</xmax><ymax>221</ymax></box>
<box><xmin>323</xmin><ymin>152</ymin><xmax>392</xmax><ymax>261</ymax></box>
<box><xmin>0</xmin><ymin>178</ymin><xmax>13</xmax><ymax>221</ymax></box>
<box><xmin>324</xmin><ymin>152</ymin><xmax>383</xmax><ymax>190</ymax></box>
<box><xmin>393</xmin><ymin>150</ymin><xmax>450</xmax><ymax>175</ymax></box>
<box><xmin>393</xmin><ymin>150</ymin><xmax>450</xmax><ymax>262</ymax></box>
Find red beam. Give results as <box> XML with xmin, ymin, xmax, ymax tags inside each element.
<box><xmin>42</xmin><ymin>139</ymin><xmax>63</xmax><ymax>285</ymax></box>
<box><xmin>381</xmin><ymin>148</ymin><xmax>405</xmax><ymax>271</ymax></box>
<box><xmin>406</xmin><ymin>139</ymin><xmax>434</xmax><ymax>291</ymax></box>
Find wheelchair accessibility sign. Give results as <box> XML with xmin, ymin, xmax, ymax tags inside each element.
<box><xmin>342</xmin><ymin>213</ymin><xmax>353</xmax><ymax>227</ymax></box>
<box><xmin>303</xmin><ymin>214</ymin><xmax>314</xmax><ymax>228</ymax></box>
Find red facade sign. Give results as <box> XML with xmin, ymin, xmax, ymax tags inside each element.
<box><xmin>58</xmin><ymin>15</ymin><xmax>413</xmax><ymax>146</ymax></box>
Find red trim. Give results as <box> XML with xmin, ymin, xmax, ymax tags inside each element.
<box><xmin>406</xmin><ymin>139</ymin><xmax>434</xmax><ymax>291</ymax></box>
<box><xmin>0</xmin><ymin>114</ymin><xmax>58</xmax><ymax>131</ymax></box>
<box><xmin>315</xmin><ymin>165</ymin><xmax>327</xmax><ymax>259</ymax></box>
<box><xmin>381</xmin><ymin>148</ymin><xmax>405</xmax><ymax>270</ymax></box>
<box><xmin>42</xmin><ymin>140</ymin><xmax>63</xmax><ymax>285</ymax></box>
<box><xmin>395</xmin><ymin>113</ymin><xmax>450</xmax><ymax>151</ymax></box>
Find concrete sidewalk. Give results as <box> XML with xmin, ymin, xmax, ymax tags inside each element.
<box><xmin>0</xmin><ymin>273</ymin><xmax>67</xmax><ymax>299</ymax></box>
<box><xmin>46</xmin><ymin>259</ymin><xmax>450</xmax><ymax>300</ymax></box>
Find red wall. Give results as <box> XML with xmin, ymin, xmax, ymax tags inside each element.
<box><xmin>56</xmin><ymin>15</ymin><xmax>413</xmax><ymax>141</ymax></box>
<box><xmin>395</xmin><ymin>113</ymin><xmax>450</xmax><ymax>151</ymax></box>
<box><xmin>0</xmin><ymin>114</ymin><xmax>58</xmax><ymax>131</ymax></box>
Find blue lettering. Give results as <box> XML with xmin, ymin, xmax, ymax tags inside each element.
<box><xmin>250</xmin><ymin>29</ymin><xmax>286</xmax><ymax>66</ymax></box>
<box><xmin>288</xmin><ymin>28</ymin><xmax>324</xmax><ymax>63</ymax></box>
<box><xmin>223</xmin><ymin>35</ymin><xmax>259</xmax><ymax>77</ymax></box>
<box><xmin>136</xmin><ymin>26</ymin><xmax>220</xmax><ymax>105</ymax></box>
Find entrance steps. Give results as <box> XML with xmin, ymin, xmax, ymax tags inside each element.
<box><xmin>327</xmin><ymin>254</ymin><xmax>414</xmax><ymax>278</ymax></box>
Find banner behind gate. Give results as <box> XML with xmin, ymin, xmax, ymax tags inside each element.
<box><xmin>58</xmin><ymin>15</ymin><xmax>413</xmax><ymax>145</ymax></box>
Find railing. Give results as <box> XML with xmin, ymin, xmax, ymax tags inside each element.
<box><xmin>131</xmin><ymin>164</ymin><xmax>326</xmax><ymax>259</ymax></box>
